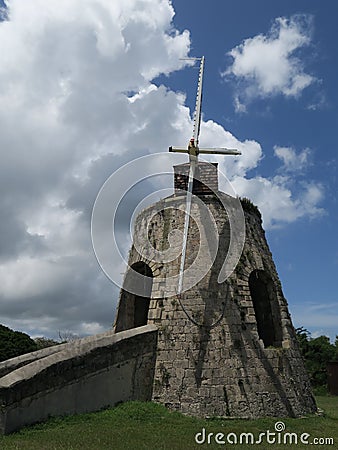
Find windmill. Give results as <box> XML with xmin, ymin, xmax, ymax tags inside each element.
<box><xmin>169</xmin><ymin>56</ymin><xmax>241</xmax><ymax>295</ymax></box>
<box><xmin>0</xmin><ymin>59</ymin><xmax>317</xmax><ymax>435</ymax></box>
<box><xmin>113</xmin><ymin>56</ymin><xmax>317</xmax><ymax>420</ymax></box>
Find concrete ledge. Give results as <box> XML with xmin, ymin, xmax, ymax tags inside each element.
<box><xmin>0</xmin><ymin>343</ymin><xmax>69</xmax><ymax>379</ymax></box>
<box><xmin>0</xmin><ymin>325</ymin><xmax>158</xmax><ymax>434</ymax></box>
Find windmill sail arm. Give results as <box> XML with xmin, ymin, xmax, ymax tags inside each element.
<box><xmin>170</xmin><ymin>147</ymin><xmax>241</xmax><ymax>156</ymax></box>
<box><xmin>177</xmin><ymin>155</ymin><xmax>196</xmax><ymax>295</ymax></box>
<box><xmin>193</xmin><ymin>56</ymin><xmax>205</xmax><ymax>145</ymax></box>
<box><xmin>198</xmin><ymin>148</ymin><xmax>241</xmax><ymax>155</ymax></box>
<box><xmin>169</xmin><ymin>146</ymin><xmax>189</xmax><ymax>153</ymax></box>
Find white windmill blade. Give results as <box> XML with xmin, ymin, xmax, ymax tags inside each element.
<box><xmin>176</xmin><ymin>57</ymin><xmax>205</xmax><ymax>294</ymax></box>
<box><xmin>168</xmin><ymin>56</ymin><xmax>242</xmax><ymax>296</ymax></box>
<box><xmin>192</xmin><ymin>56</ymin><xmax>205</xmax><ymax>145</ymax></box>
<box><xmin>177</xmin><ymin>155</ymin><xmax>197</xmax><ymax>295</ymax></box>
<box><xmin>179</xmin><ymin>57</ymin><xmax>203</xmax><ymax>62</ymax></box>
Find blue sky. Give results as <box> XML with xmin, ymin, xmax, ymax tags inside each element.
<box><xmin>0</xmin><ymin>0</ymin><xmax>336</xmax><ymax>341</ymax></box>
<box><xmin>166</xmin><ymin>0</ymin><xmax>338</xmax><ymax>340</ymax></box>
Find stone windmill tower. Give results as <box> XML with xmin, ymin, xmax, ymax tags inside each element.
<box><xmin>114</xmin><ymin>57</ymin><xmax>316</xmax><ymax>418</ymax></box>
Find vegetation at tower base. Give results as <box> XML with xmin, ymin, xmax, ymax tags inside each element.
<box><xmin>240</xmin><ymin>196</ymin><xmax>262</xmax><ymax>221</ymax></box>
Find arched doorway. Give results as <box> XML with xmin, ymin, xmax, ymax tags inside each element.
<box><xmin>249</xmin><ymin>270</ymin><xmax>282</xmax><ymax>348</ymax></box>
<box><xmin>115</xmin><ymin>262</ymin><xmax>153</xmax><ymax>332</ymax></box>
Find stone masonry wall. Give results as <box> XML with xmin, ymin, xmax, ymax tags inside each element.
<box><xmin>117</xmin><ymin>190</ymin><xmax>316</xmax><ymax>418</ymax></box>
<box><xmin>174</xmin><ymin>162</ymin><xmax>218</xmax><ymax>195</ymax></box>
<box><xmin>0</xmin><ymin>325</ymin><xmax>158</xmax><ymax>434</ymax></box>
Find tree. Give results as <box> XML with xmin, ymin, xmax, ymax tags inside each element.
<box><xmin>0</xmin><ymin>324</ymin><xmax>37</xmax><ymax>362</ymax></box>
<box><xmin>58</xmin><ymin>330</ymin><xmax>80</xmax><ymax>343</ymax></box>
<box><xmin>296</xmin><ymin>328</ymin><xmax>337</xmax><ymax>388</ymax></box>
<box><xmin>306</xmin><ymin>336</ymin><xmax>336</xmax><ymax>387</ymax></box>
<box><xmin>34</xmin><ymin>337</ymin><xmax>59</xmax><ymax>350</ymax></box>
<box><xmin>295</xmin><ymin>326</ymin><xmax>311</xmax><ymax>354</ymax></box>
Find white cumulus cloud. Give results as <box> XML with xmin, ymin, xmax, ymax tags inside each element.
<box><xmin>0</xmin><ymin>0</ymin><xmax>192</xmax><ymax>338</ymax></box>
<box><xmin>224</xmin><ymin>15</ymin><xmax>315</xmax><ymax>111</ymax></box>
<box><xmin>274</xmin><ymin>145</ymin><xmax>311</xmax><ymax>172</ymax></box>
<box><xmin>232</xmin><ymin>174</ymin><xmax>324</xmax><ymax>229</ymax></box>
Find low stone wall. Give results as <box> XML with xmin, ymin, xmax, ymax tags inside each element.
<box><xmin>0</xmin><ymin>325</ymin><xmax>158</xmax><ymax>434</ymax></box>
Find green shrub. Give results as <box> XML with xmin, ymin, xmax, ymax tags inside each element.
<box><xmin>0</xmin><ymin>324</ymin><xmax>37</xmax><ymax>362</ymax></box>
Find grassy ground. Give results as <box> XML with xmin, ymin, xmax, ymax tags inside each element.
<box><xmin>0</xmin><ymin>396</ymin><xmax>336</xmax><ymax>450</ymax></box>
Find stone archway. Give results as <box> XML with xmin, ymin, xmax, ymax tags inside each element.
<box><xmin>249</xmin><ymin>269</ymin><xmax>283</xmax><ymax>348</ymax></box>
<box><xmin>115</xmin><ymin>262</ymin><xmax>153</xmax><ymax>332</ymax></box>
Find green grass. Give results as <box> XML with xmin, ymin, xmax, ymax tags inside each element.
<box><xmin>0</xmin><ymin>397</ymin><xmax>337</xmax><ymax>449</ymax></box>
